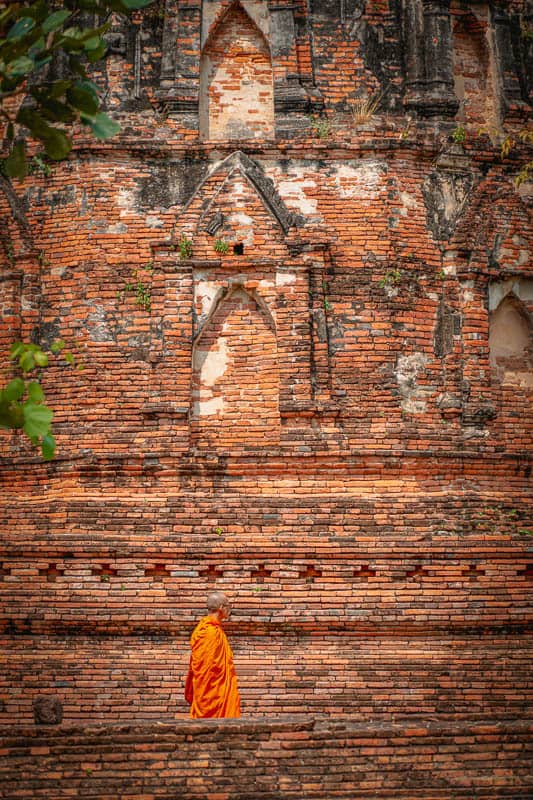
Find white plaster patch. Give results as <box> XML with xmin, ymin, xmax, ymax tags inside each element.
<box><xmin>117</xmin><ymin>187</ymin><xmax>135</xmax><ymax>209</ymax></box>
<box><xmin>395</xmin><ymin>353</ymin><xmax>431</xmax><ymax>414</ymax></box>
<box><xmin>195</xmin><ymin>339</ymin><xmax>228</xmax><ymax>387</ymax></box>
<box><xmin>278</xmin><ymin>176</ymin><xmax>319</xmax><ymax>215</ymax></box>
<box><xmin>335</xmin><ymin>161</ymin><xmax>386</xmax><ymax>199</ymax></box>
<box><xmin>489</xmin><ymin>278</ymin><xmax>533</xmax><ymax>311</ymax></box>
<box><xmin>276</xmin><ymin>271</ymin><xmax>296</xmax><ymax>287</ymax></box>
<box><xmin>105</xmin><ymin>223</ymin><xmax>128</xmax><ymax>234</ymax></box>
<box><xmin>145</xmin><ymin>215</ymin><xmax>164</xmax><ymax>229</ymax></box>
<box><xmin>193</xmin><ymin>396</ymin><xmax>224</xmax><ymax>417</ymax></box>
<box><xmin>195</xmin><ymin>279</ymin><xmax>220</xmax><ymax>318</ymax></box>
<box><xmin>399</xmin><ymin>191</ymin><xmax>418</xmax><ymax>216</ymax></box>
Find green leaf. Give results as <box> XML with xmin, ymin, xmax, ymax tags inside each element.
<box><xmin>3</xmin><ymin>378</ymin><xmax>25</xmax><ymax>402</ymax></box>
<box><xmin>27</xmin><ymin>381</ymin><xmax>44</xmax><ymax>403</ymax></box>
<box><xmin>41</xmin><ymin>432</ymin><xmax>56</xmax><ymax>461</ymax></box>
<box><xmin>82</xmin><ymin>35</ymin><xmax>102</xmax><ymax>51</ymax></box>
<box><xmin>86</xmin><ymin>41</ymin><xmax>107</xmax><ymax>63</ymax></box>
<box><xmin>6</xmin><ymin>56</ymin><xmax>34</xmax><ymax>77</ymax></box>
<box><xmin>42</xmin><ymin>128</ymin><xmax>72</xmax><ymax>161</ymax></box>
<box><xmin>48</xmin><ymin>80</ymin><xmax>72</xmax><ymax>99</ymax></box>
<box><xmin>20</xmin><ymin>351</ymin><xmax>35</xmax><ymax>372</ymax></box>
<box><xmin>120</xmin><ymin>0</ymin><xmax>155</xmax><ymax>8</ymax></box>
<box><xmin>22</xmin><ymin>401</ymin><xmax>53</xmax><ymax>438</ymax></box>
<box><xmin>6</xmin><ymin>122</ymin><xmax>14</xmax><ymax>141</ymax></box>
<box><xmin>68</xmin><ymin>54</ymin><xmax>87</xmax><ymax>78</ymax></box>
<box><xmin>51</xmin><ymin>339</ymin><xmax>65</xmax><ymax>354</ymax></box>
<box><xmin>64</xmin><ymin>352</ymin><xmax>75</xmax><ymax>365</ymax></box>
<box><xmin>7</xmin><ymin>17</ymin><xmax>35</xmax><ymax>41</ymax></box>
<box><xmin>67</xmin><ymin>83</ymin><xmax>98</xmax><ymax>115</ymax></box>
<box><xmin>5</xmin><ymin>140</ymin><xmax>27</xmax><ymax>179</ymax></box>
<box><xmin>86</xmin><ymin>112</ymin><xmax>120</xmax><ymax>140</ymax></box>
<box><xmin>42</xmin><ymin>9</ymin><xmax>71</xmax><ymax>34</ymax></box>
<box><xmin>39</xmin><ymin>98</ymin><xmax>76</xmax><ymax>124</ymax></box>
<box><xmin>10</xmin><ymin>342</ymin><xmax>25</xmax><ymax>359</ymax></box>
<box><xmin>33</xmin><ymin>351</ymin><xmax>49</xmax><ymax>367</ymax></box>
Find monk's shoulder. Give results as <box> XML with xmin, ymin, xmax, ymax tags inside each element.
<box><xmin>191</xmin><ymin>616</ymin><xmax>219</xmax><ymax>646</ymax></box>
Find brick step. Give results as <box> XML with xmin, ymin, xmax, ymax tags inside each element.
<box><xmin>1</xmin><ymin>715</ymin><xmax>531</xmax><ymax>799</ymax></box>
<box><xmin>2</xmin><ymin>635</ymin><xmax>531</xmax><ymax>725</ymax></box>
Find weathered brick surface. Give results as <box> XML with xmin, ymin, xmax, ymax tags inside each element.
<box><xmin>0</xmin><ymin>718</ymin><xmax>531</xmax><ymax>799</ymax></box>
<box><xmin>0</xmin><ymin>0</ymin><xmax>532</xmax><ymax>795</ymax></box>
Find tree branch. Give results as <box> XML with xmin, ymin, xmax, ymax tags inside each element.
<box><xmin>0</xmin><ymin>174</ymin><xmax>33</xmax><ymax>247</ymax></box>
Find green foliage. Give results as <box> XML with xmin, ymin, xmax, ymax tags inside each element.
<box><xmin>28</xmin><ymin>153</ymin><xmax>52</xmax><ymax>177</ymax></box>
<box><xmin>178</xmin><ymin>234</ymin><xmax>193</xmax><ymax>260</ymax></box>
<box><xmin>213</xmin><ymin>238</ymin><xmax>229</xmax><ymax>255</ymax></box>
<box><xmin>0</xmin><ymin>0</ymin><xmax>153</xmax><ymax>179</ymax></box>
<box><xmin>451</xmin><ymin>125</ymin><xmax>466</xmax><ymax>144</ymax></box>
<box><xmin>310</xmin><ymin>115</ymin><xmax>331</xmax><ymax>139</ymax></box>
<box><xmin>500</xmin><ymin>128</ymin><xmax>533</xmax><ymax>187</ymax></box>
<box><xmin>378</xmin><ymin>268</ymin><xmax>402</xmax><ymax>289</ymax></box>
<box><xmin>0</xmin><ymin>340</ymin><xmax>80</xmax><ymax>460</ymax></box>
<box><xmin>119</xmin><ymin>265</ymin><xmax>154</xmax><ymax>310</ymax></box>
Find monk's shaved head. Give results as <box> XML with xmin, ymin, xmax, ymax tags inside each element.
<box><xmin>207</xmin><ymin>591</ymin><xmax>228</xmax><ymax>612</ymax></box>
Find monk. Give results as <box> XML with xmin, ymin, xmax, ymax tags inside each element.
<box><xmin>185</xmin><ymin>591</ymin><xmax>241</xmax><ymax>718</ymax></box>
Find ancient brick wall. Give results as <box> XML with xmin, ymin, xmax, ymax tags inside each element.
<box><xmin>1</xmin><ymin>717</ymin><xmax>531</xmax><ymax>798</ymax></box>
<box><xmin>0</xmin><ymin>1</ymin><xmax>532</xmax><ymax>793</ymax></box>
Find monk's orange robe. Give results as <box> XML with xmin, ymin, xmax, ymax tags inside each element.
<box><xmin>186</xmin><ymin>615</ymin><xmax>241</xmax><ymax>718</ymax></box>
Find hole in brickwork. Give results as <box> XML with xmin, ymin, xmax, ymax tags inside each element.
<box><xmin>451</xmin><ymin>3</ymin><xmax>497</xmax><ymax>129</ymax></box>
<box><xmin>199</xmin><ymin>564</ymin><xmax>224</xmax><ymax>580</ymax></box>
<box><xmin>38</xmin><ymin>564</ymin><xmax>64</xmax><ymax>582</ymax></box>
<box><xmin>405</xmin><ymin>565</ymin><xmax>429</xmax><ymax>579</ymax></box>
<box><xmin>144</xmin><ymin>564</ymin><xmax>170</xmax><ymax>581</ymax></box>
<box><xmin>233</xmin><ymin>243</ymin><xmax>244</xmax><ymax>255</ymax></box>
<box><xmin>92</xmin><ymin>564</ymin><xmax>118</xmax><ymax>580</ymax></box>
<box><xmin>298</xmin><ymin>565</ymin><xmax>322</xmax><ymax>582</ymax></box>
<box><xmin>0</xmin><ymin>563</ymin><xmax>11</xmax><ymax>579</ymax></box>
<box><xmin>250</xmin><ymin>564</ymin><xmax>272</xmax><ymax>582</ymax></box>
<box><xmin>199</xmin><ymin>1</ymin><xmax>274</xmax><ymax>141</ymax></box>
<box><xmin>518</xmin><ymin>564</ymin><xmax>533</xmax><ymax>578</ymax></box>
<box><xmin>353</xmin><ymin>565</ymin><xmax>376</xmax><ymax>579</ymax></box>
<box><xmin>461</xmin><ymin>564</ymin><xmax>486</xmax><ymax>578</ymax></box>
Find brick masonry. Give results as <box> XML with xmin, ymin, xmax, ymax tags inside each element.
<box><xmin>0</xmin><ymin>0</ymin><xmax>532</xmax><ymax>796</ymax></box>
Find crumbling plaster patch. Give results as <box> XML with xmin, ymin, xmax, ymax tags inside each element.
<box><xmin>335</xmin><ymin>161</ymin><xmax>387</xmax><ymax>199</ymax></box>
<box><xmin>395</xmin><ymin>353</ymin><xmax>432</xmax><ymax>413</ymax></box>
<box><xmin>489</xmin><ymin>278</ymin><xmax>533</xmax><ymax>312</ymax></box>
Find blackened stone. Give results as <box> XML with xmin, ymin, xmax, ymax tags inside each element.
<box><xmin>33</xmin><ymin>696</ymin><xmax>63</xmax><ymax>725</ymax></box>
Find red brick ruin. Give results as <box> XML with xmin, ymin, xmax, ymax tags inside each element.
<box><xmin>1</xmin><ymin>1</ymin><xmax>532</xmax><ymax>797</ymax></box>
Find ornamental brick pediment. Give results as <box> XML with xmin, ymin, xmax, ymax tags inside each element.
<box><xmin>178</xmin><ymin>151</ymin><xmax>302</xmax><ymax>237</ymax></box>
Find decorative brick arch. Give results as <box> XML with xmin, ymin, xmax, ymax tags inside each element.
<box><xmin>451</xmin><ymin>3</ymin><xmax>498</xmax><ymax>129</ymax></box>
<box><xmin>489</xmin><ymin>291</ymin><xmax>532</xmax><ymax>385</ymax></box>
<box><xmin>190</xmin><ymin>284</ymin><xmax>280</xmax><ymax>449</ymax></box>
<box><xmin>199</xmin><ymin>0</ymin><xmax>274</xmax><ymax>141</ymax></box>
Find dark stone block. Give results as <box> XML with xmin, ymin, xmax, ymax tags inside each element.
<box><xmin>33</xmin><ymin>696</ymin><xmax>63</xmax><ymax>725</ymax></box>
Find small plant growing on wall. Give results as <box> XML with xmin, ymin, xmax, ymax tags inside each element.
<box><xmin>214</xmin><ymin>239</ymin><xmax>229</xmax><ymax>255</ymax></box>
<box><xmin>119</xmin><ymin>268</ymin><xmax>152</xmax><ymax>311</ymax></box>
<box><xmin>350</xmin><ymin>90</ymin><xmax>384</xmax><ymax>125</ymax></box>
<box><xmin>309</xmin><ymin>115</ymin><xmax>331</xmax><ymax>139</ymax></box>
<box><xmin>178</xmin><ymin>235</ymin><xmax>193</xmax><ymax>260</ymax></box>
<box><xmin>378</xmin><ymin>268</ymin><xmax>402</xmax><ymax>289</ymax></box>
<box><xmin>452</xmin><ymin>125</ymin><xmax>466</xmax><ymax>144</ymax></box>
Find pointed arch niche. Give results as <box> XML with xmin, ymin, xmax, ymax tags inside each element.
<box><xmin>489</xmin><ymin>285</ymin><xmax>532</xmax><ymax>387</ymax></box>
<box><xmin>199</xmin><ymin>1</ymin><xmax>274</xmax><ymax>141</ymax></box>
<box><xmin>451</xmin><ymin>3</ymin><xmax>499</xmax><ymax>129</ymax></box>
<box><xmin>191</xmin><ymin>285</ymin><xmax>280</xmax><ymax>449</ymax></box>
